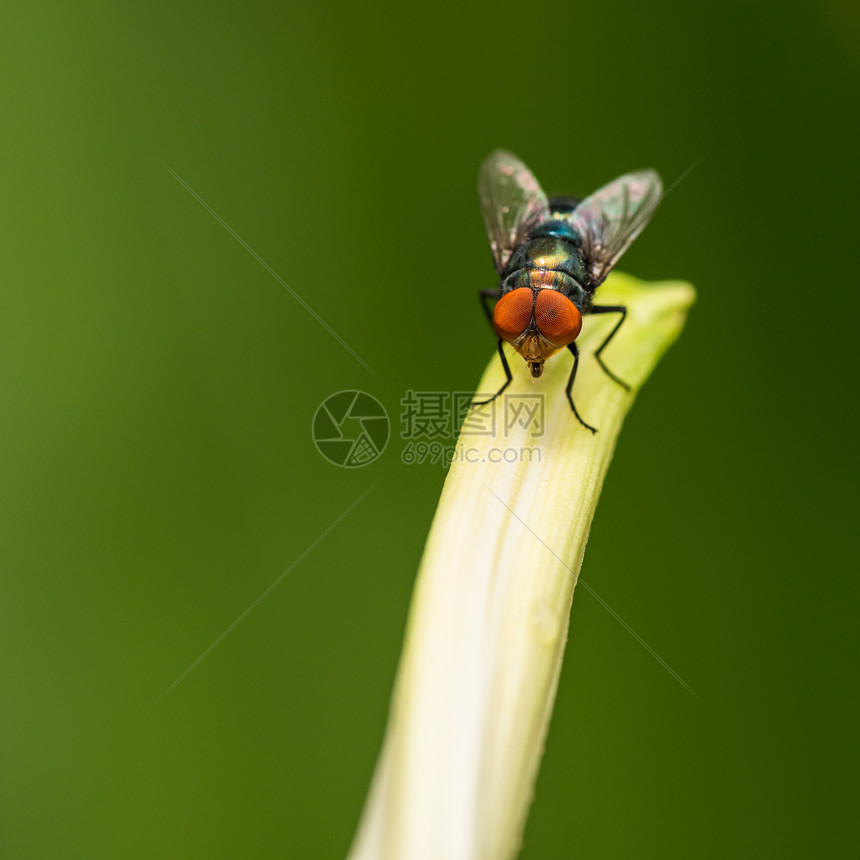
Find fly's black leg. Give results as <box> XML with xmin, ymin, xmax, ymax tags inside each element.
<box><xmin>479</xmin><ymin>288</ymin><xmax>498</xmax><ymax>328</ymax></box>
<box><xmin>589</xmin><ymin>305</ymin><xmax>631</xmax><ymax>391</ymax></box>
<box><xmin>565</xmin><ymin>342</ymin><xmax>598</xmax><ymax>433</ymax></box>
<box><xmin>472</xmin><ymin>338</ymin><xmax>512</xmax><ymax>407</ymax></box>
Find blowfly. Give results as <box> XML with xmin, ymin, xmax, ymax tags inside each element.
<box><xmin>474</xmin><ymin>150</ymin><xmax>663</xmax><ymax>433</ymax></box>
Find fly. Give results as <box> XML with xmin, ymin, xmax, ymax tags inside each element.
<box><xmin>473</xmin><ymin>150</ymin><xmax>663</xmax><ymax>433</ymax></box>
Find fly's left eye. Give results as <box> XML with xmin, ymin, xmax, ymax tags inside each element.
<box><xmin>534</xmin><ymin>291</ymin><xmax>582</xmax><ymax>346</ymax></box>
<box><xmin>492</xmin><ymin>287</ymin><xmax>534</xmax><ymax>342</ymax></box>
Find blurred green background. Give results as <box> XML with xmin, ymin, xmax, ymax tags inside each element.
<box><xmin>1</xmin><ymin>0</ymin><xmax>857</xmax><ymax>856</ymax></box>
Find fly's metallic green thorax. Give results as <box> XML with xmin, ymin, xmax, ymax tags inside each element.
<box><xmin>501</xmin><ymin>267</ymin><xmax>588</xmax><ymax>306</ymax></box>
<box><xmin>500</xmin><ymin>207</ymin><xmax>592</xmax><ymax>311</ymax></box>
<box><xmin>504</xmin><ymin>236</ymin><xmax>589</xmax><ymax>283</ymax></box>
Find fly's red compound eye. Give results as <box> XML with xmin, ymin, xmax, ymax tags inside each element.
<box><xmin>492</xmin><ymin>288</ymin><xmax>533</xmax><ymax>342</ymax></box>
<box><xmin>534</xmin><ymin>290</ymin><xmax>582</xmax><ymax>346</ymax></box>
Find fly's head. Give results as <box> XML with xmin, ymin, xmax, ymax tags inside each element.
<box><xmin>492</xmin><ymin>287</ymin><xmax>582</xmax><ymax>378</ymax></box>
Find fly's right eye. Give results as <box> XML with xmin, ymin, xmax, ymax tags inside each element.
<box><xmin>492</xmin><ymin>288</ymin><xmax>533</xmax><ymax>342</ymax></box>
<box><xmin>533</xmin><ymin>290</ymin><xmax>582</xmax><ymax>346</ymax></box>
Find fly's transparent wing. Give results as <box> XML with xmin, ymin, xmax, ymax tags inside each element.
<box><xmin>568</xmin><ymin>170</ymin><xmax>662</xmax><ymax>287</ymax></box>
<box><xmin>478</xmin><ymin>150</ymin><xmax>550</xmax><ymax>274</ymax></box>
